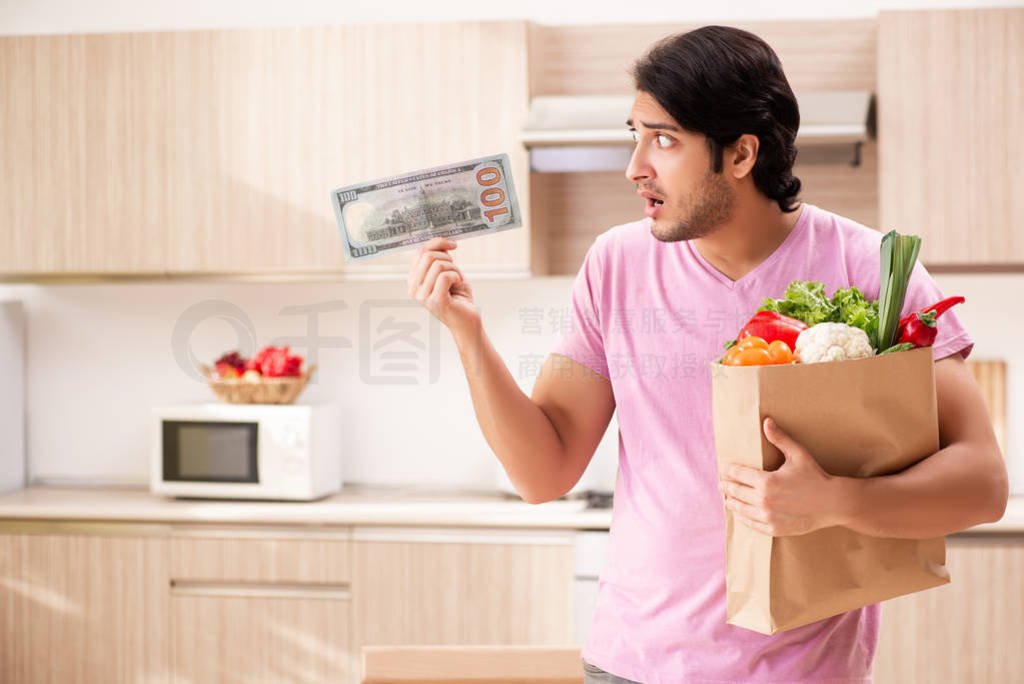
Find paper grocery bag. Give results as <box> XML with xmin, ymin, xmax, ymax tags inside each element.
<box><xmin>710</xmin><ymin>346</ymin><xmax>949</xmax><ymax>635</ymax></box>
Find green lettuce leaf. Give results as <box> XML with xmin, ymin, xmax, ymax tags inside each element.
<box><xmin>758</xmin><ymin>282</ymin><xmax>880</xmax><ymax>347</ymax></box>
<box><xmin>758</xmin><ymin>281</ymin><xmax>836</xmax><ymax>327</ymax></box>
<box><xmin>832</xmin><ymin>286</ymin><xmax>879</xmax><ymax>346</ymax></box>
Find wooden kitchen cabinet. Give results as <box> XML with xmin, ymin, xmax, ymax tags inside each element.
<box><xmin>168</xmin><ymin>526</ymin><xmax>354</xmax><ymax>683</ymax></box>
<box><xmin>159</xmin><ymin>22</ymin><xmax>531</xmax><ymax>277</ymax></box>
<box><xmin>0</xmin><ymin>524</ymin><xmax>171</xmax><ymax>684</ymax></box>
<box><xmin>3</xmin><ymin>515</ymin><xmax>1021</xmax><ymax>683</ymax></box>
<box><xmin>878</xmin><ymin>8</ymin><xmax>1024</xmax><ymax>266</ymax></box>
<box><xmin>168</xmin><ymin>525</ymin><xmax>353</xmax><ymax>583</ymax></box>
<box><xmin>0</xmin><ymin>22</ymin><xmax>531</xmax><ymax>278</ymax></box>
<box><xmin>0</xmin><ymin>521</ymin><xmax>576</xmax><ymax>684</ymax></box>
<box><xmin>350</xmin><ymin>528</ymin><xmax>575</xmax><ymax>682</ymax></box>
<box><xmin>171</xmin><ymin>595</ymin><xmax>352</xmax><ymax>683</ymax></box>
<box><xmin>873</xmin><ymin>535</ymin><xmax>1024</xmax><ymax>683</ymax></box>
<box><xmin>0</xmin><ymin>34</ymin><xmax>170</xmax><ymax>274</ymax></box>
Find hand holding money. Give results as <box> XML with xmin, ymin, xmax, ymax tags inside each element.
<box><xmin>407</xmin><ymin>237</ymin><xmax>479</xmax><ymax>341</ymax></box>
<box><xmin>331</xmin><ymin>153</ymin><xmax>522</xmax><ymax>263</ymax></box>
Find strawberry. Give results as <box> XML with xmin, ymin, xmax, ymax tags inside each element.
<box><xmin>249</xmin><ymin>346</ymin><xmax>304</xmax><ymax>377</ymax></box>
<box><xmin>245</xmin><ymin>347</ymin><xmax>275</xmax><ymax>373</ymax></box>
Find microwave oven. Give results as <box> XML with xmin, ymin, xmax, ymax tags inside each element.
<box><xmin>151</xmin><ymin>404</ymin><xmax>341</xmax><ymax>501</ymax></box>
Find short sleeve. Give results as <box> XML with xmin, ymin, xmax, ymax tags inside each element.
<box><xmin>550</xmin><ymin>240</ymin><xmax>610</xmax><ymax>379</ymax></box>
<box><xmin>901</xmin><ymin>262</ymin><xmax>974</xmax><ymax>361</ymax></box>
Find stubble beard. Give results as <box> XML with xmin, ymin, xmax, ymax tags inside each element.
<box><xmin>650</xmin><ymin>168</ymin><xmax>736</xmax><ymax>243</ymax></box>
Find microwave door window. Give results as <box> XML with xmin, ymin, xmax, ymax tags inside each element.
<box><xmin>164</xmin><ymin>421</ymin><xmax>258</xmax><ymax>482</ymax></box>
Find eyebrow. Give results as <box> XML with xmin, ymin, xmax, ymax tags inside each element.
<box><xmin>625</xmin><ymin>118</ymin><xmax>681</xmax><ymax>132</ymax></box>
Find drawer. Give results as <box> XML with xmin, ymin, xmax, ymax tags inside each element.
<box><xmin>170</xmin><ymin>526</ymin><xmax>352</xmax><ymax>584</ymax></box>
<box><xmin>171</xmin><ymin>595</ymin><xmax>352</xmax><ymax>683</ymax></box>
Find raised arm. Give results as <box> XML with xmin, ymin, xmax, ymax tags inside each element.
<box><xmin>409</xmin><ymin>238</ymin><xmax>615</xmax><ymax>503</ymax></box>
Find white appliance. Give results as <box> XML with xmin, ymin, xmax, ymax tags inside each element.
<box><xmin>520</xmin><ymin>91</ymin><xmax>874</xmax><ymax>171</ymax></box>
<box><xmin>151</xmin><ymin>403</ymin><xmax>341</xmax><ymax>501</ymax></box>
<box><xmin>573</xmin><ymin>530</ymin><xmax>610</xmax><ymax>644</ymax></box>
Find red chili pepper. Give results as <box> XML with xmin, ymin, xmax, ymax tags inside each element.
<box><xmin>898</xmin><ymin>310</ymin><xmax>938</xmax><ymax>347</ymax></box>
<box><xmin>736</xmin><ymin>311</ymin><xmax>808</xmax><ymax>350</ymax></box>
<box><xmin>898</xmin><ymin>295</ymin><xmax>965</xmax><ymax>331</ymax></box>
<box><xmin>897</xmin><ymin>296</ymin><xmax>965</xmax><ymax>348</ymax></box>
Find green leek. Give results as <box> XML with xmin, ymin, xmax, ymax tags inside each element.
<box><xmin>876</xmin><ymin>230</ymin><xmax>921</xmax><ymax>351</ymax></box>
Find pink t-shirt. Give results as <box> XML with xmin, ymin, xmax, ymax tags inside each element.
<box><xmin>552</xmin><ymin>203</ymin><xmax>973</xmax><ymax>683</ymax></box>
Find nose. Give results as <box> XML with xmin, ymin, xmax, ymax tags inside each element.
<box><xmin>625</xmin><ymin>141</ymin><xmax>651</xmax><ymax>183</ymax></box>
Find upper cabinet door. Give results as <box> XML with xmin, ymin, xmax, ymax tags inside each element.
<box><xmin>0</xmin><ymin>34</ymin><xmax>170</xmax><ymax>274</ymax></box>
<box><xmin>878</xmin><ymin>8</ymin><xmax>1024</xmax><ymax>266</ymax></box>
<box><xmin>163</xmin><ymin>22</ymin><xmax>531</xmax><ymax>276</ymax></box>
<box><xmin>0</xmin><ymin>22</ymin><xmax>531</xmax><ymax>277</ymax></box>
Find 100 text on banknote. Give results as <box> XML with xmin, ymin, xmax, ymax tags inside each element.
<box><xmin>330</xmin><ymin>153</ymin><xmax>522</xmax><ymax>263</ymax></box>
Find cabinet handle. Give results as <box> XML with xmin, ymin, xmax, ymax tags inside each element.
<box><xmin>170</xmin><ymin>579</ymin><xmax>350</xmax><ymax>600</ymax></box>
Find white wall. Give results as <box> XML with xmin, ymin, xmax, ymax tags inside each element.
<box><xmin>1</xmin><ymin>0</ymin><xmax>1020</xmax><ymax>496</ymax></box>
<box><xmin>0</xmin><ymin>276</ymin><xmax>622</xmax><ymax>493</ymax></box>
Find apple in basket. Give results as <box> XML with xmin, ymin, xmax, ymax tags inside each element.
<box><xmin>203</xmin><ymin>347</ymin><xmax>315</xmax><ymax>404</ymax></box>
<box><xmin>212</xmin><ymin>350</ymin><xmax>245</xmax><ymax>379</ymax></box>
<box><xmin>209</xmin><ymin>347</ymin><xmax>305</xmax><ymax>380</ymax></box>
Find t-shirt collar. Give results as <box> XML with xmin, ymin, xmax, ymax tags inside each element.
<box><xmin>684</xmin><ymin>203</ymin><xmax>813</xmax><ymax>291</ymax></box>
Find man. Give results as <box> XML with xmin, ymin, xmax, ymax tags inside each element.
<box><xmin>407</xmin><ymin>25</ymin><xmax>1007</xmax><ymax>684</ymax></box>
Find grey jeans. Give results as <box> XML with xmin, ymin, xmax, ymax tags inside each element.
<box><xmin>582</xmin><ymin>659</ymin><xmax>643</xmax><ymax>684</ymax></box>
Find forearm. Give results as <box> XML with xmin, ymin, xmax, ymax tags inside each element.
<box><xmin>452</xmin><ymin>322</ymin><xmax>566</xmax><ymax>503</ymax></box>
<box><xmin>833</xmin><ymin>442</ymin><xmax>1008</xmax><ymax>539</ymax></box>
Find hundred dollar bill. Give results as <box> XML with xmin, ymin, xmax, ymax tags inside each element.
<box><xmin>330</xmin><ymin>153</ymin><xmax>522</xmax><ymax>263</ymax></box>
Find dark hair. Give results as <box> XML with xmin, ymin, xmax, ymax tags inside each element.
<box><xmin>631</xmin><ymin>25</ymin><xmax>801</xmax><ymax>213</ymax></box>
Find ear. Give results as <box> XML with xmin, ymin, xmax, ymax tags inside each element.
<box><xmin>727</xmin><ymin>134</ymin><xmax>759</xmax><ymax>180</ymax></box>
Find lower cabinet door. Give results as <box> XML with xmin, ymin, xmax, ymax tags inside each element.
<box><xmin>170</xmin><ymin>588</ymin><xmax>352</xmax><ymax>684</ymax></box>
<box><xmin>0</xmin><ymin>528</ymin><xmax>170</xmax><ymax>684</ymax></box>
<box><xmin>349</xmin><ymin>527</ymin><xmax>576</xmax><ymax>684</ymax></box>
<box><xmin>873</xmin><ymin>535</ymin><xmax>1024</xmax><ymax>683</ymax></box>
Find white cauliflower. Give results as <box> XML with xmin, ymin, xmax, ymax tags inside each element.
<box><xmin>795</xmin><ymin>322</ymin><xmax>874</xmax><ymax>363</ymax></box>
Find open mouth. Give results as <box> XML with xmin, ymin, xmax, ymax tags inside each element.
<box><xmin>644</xmin><ymin>196</ymin><xmax>665</xmax><ymax>218</ymax></box>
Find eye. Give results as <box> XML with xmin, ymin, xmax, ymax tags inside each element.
<box><xmin>656</xmin><ymin>133</ymin><xmax>674</xmax><ymax>148</ymax></box>
<box><xmin>629</xmin><ymin>128</ymin><xmax>638</xmax><ymax>143</ymax></box>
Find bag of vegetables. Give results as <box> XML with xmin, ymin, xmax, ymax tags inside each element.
<box><xmin>710</xmin><ymin>230</ymin><xmax>963</xmax><ymax>635</ymax></box>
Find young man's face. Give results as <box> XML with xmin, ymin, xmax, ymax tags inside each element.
<box><xmin>625</xmin><ymin>91</ymin><xmax>735</xmax><ymax>242</ymax></box>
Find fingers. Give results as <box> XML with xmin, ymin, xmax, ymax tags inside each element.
<box><xmin>414</xmin><ymin>259</ymin><xmax>464</xmax><ymax>302</ymax></box>
<box><xmin>408</xmin><ymin>250</ymin><xmax>457</xmax><ymax>292</ymax></box>
<box><xmin>720</xmin><ymin>463</ymin><xmax>765</xmax><ymax>489</ymax></box>
<box><xmin>408</xmin><ymin>249</ymin><xmax>456</xmax><ymax>292</ymax></box>
<box><xmin>724</xmin><ymin>496</ymin><xmax>768</xmax><ymax>523</ymax></box>
<box><xmin>428</xmin><ymin>270</ymin><xmax>462</xmax><ymax>306</ymax></box>
<box><xmin>762</xmin><ymin>417</ymin><xmax>794</xmax><ymax>451</ymax></box>
<box><xmin>718</xmin><ymin>479</ymin><xmax>760</xmax><ymax>507</ymax></box>
<box><xmin>421</xmin><ymin>236</ymin><xmax>457</xmax><ymax>251</ymax></box>
<box><xmin>407</xmin><ymin>238</ymin><xmax>459</xmax><ymax>296</ymax></box>
<box><xmin>450</xmin><ymin>276</ymin><xmax>473</xmax><ymax>298</ymax></box>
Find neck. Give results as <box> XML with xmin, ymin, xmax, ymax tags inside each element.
<box><xmin>692</xmin><ymin>196</ymin><xmax>803</xmax><ymax>282</ymax></box>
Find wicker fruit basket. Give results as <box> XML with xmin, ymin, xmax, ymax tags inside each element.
<box><xmin>200</xmin><ymin>364</ymin><xmax>317</xmax><ymax>405</ymax></box>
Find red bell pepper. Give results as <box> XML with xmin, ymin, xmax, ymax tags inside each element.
<box><xmin>736</xmin><ymin>311</ymin><xmax>808</xmax><ymax>350</ymax></box>
<box><xmin>896</xmin><ymin>296</ymin><xmax>965</xmax><ymax>348</ymax></box>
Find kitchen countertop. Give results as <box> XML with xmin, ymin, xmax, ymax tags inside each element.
<box><xmin>0</xmin><ymin>485</ymin><xmax>1021</xmax><ymax>534</ymax></box>
<box><xmin>0</xmin><ymin>485</ymin><xmax>613</xmax><ymax>530</ymax></box>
